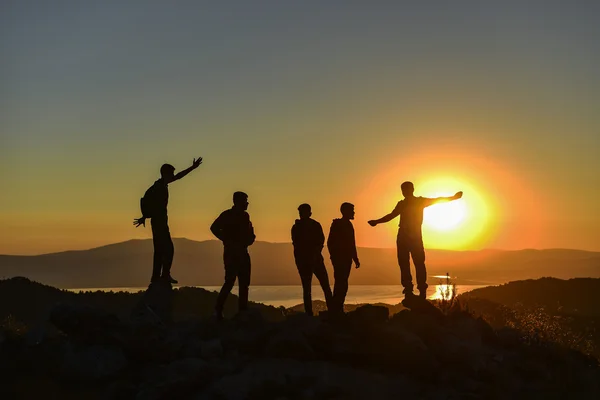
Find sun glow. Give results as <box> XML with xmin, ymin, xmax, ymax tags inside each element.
<box><xmin>356</xmin><ymin>146</ymin><xmax>543</xmax><ymax>250</ymax></box>
<box><xmin>417</xmin><ymin>177</ymin><xmax>492</xmax><ymax>249</ymax></box>
<box><xmin>423</xmin><ymin>195</ymin><xmax>467</xmax><ymax>231</ymax></box>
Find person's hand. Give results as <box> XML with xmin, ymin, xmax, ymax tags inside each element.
<box><xmin>368</xmin><ymin>220</ymin><xmax>377</xmax><ymax>227</ymax></box>
<box><xmin>192</xmin><ymin>156</ymin><xmax>203</xmax><ymax>169</ymax></box>
<box><xmin>133</xmin><ymin>217</ymin><xmax>146</xmax><ymax>228</ymax></box>
<box><xmin>355</xmin><ymin>259</ymin><xmax>360</xmax><ymax>269</ymax></box>
<box><xmin>453</xmin><ymin>191</ymin><xmax>463</xmax><ymax>200</ymax></box>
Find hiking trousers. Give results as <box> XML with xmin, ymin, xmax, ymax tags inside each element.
<box><xmin>215</xmin><ymin>247</ymin><xmax>251</xmax><ymax>313</ymax></box>
<box><xmin>397</xmin><ymin>232</ymin><xmax>427</xmax><ymax>294</ymax></box>
<box><xmin>332</xmin><ymin>257</ymin><xmax>353</xmax><ymax>313</ymax></box>
<box><xmin>151</xmin><ymin>218</ymin><xmax>174</xmax><ymax>280</ymax></box>
<box><xmin>295</xmin><ymin>253</ymin><xmax>333</xmax><ymax>315</ymax></box>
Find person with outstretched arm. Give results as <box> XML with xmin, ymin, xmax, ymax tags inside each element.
<box><xmin>211</xmin><ymin>191</ymin><xmax>256</xmax><ymax>320</ymax></box>
<box><xmin>292</xmin><ymin>203</ymin><xmax>334</xmax><ymax>316</ymax></box>
<box><xmin>327</xmin><ymin>202</ymin><xmax>360</xmax><ymax>313</ymax></box>
<box><xmin>368</xmin><ymin>181</ymin><xmax>462</xmax><ymax>299</ymax></box>
<box><xmin>133</xmin><ymin>157</ymin><xmax>203</xmax><ymax>284</ymax></box>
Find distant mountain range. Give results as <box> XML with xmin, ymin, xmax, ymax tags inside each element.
<box><xmin>1</xmin><ymin>239</ymin><xmax>599</xmax><ymax>288</ymax></box>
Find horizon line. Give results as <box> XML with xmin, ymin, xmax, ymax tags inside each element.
<box><xmin>2</xmin><ymin>237</ymin><xmax>599</xmax><ymax>257</ymax></box>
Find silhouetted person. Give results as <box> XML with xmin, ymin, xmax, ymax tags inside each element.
<box><xmin>291</xmin><ymin>204</ymin><xmax>334</xmax><ymax>316</ymax></box>
<box><xmin>211</xmin><ymin>191</ymin><xmax>256</xmax><ymax>320</ymax></box>
<box><xmin>368</xmin><ymin>181</ymin><xmax>463</xmax><ymax>299</ymax></box>
<box><xmin>134</xmin><ymin>157</ymin><xmax>203</xmax><ymax>284</ymax></box>
<box><xmin>327</xmin><ymin>202</ymin><xmax>360</xmax><ymax>313</ymax></box>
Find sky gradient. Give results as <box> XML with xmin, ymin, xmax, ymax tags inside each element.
<box><xmin>2</xmin><ymin>1</ymin><xmax>599</xmax><ymax>254</ymax></box>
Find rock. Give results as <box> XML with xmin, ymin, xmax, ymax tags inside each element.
<box><xmin>104</xmin><ymin>380</ymin><xmax>138</xmax><ymax>400</ymax></box>
<box><xmin>136</xmin><ymin>358</ymin><xmax>214</xmax><ymax>400</ymax></box>
<box><xmin>60</xmin><ymin>343</ymin><xmax>127</xmax><ymax>382</ymax></box>
<box><xmin>401</xmin><ymin>297</ymin><xmax>444</xmax><ymax>320</ymax></box>
<box><xmin>126</xmin><ymin>324</ymin><xmax>182</xmax><ymax>363</ymax></box>
<box><xmin>222</xmin><ymin>319</ymin><xmax>275</xmax><ymax>355</ymax></box>
<box><xmin>200</xmin><ymin>338</ymin><xmax>224</xmax><ymax>359</ymax></box>
<box><xmin>182</xmin><ymin>337</ymin><xmax>224</xmax><ymax>360</ymax></box>
<box><xmin>281</xmin><ymin>312</ymin><xmax>323</xmax><ymax>338</ymax></box>
<box><xmin>497</xmin><ymin>327</ymin><xmax>523</xmax><ymax>348</ymax></box>
<box><xmin>50</xmin><ymin>303</ymin><xmax>128</xmax><ymax>345</ymax></box>
<box><xmin>475</xmin><ymin>316</ymin><xmax>498</xmax><ymax>345</ymax></box>
<box><xmin>346</xmin><ymin>305</ymin><xmax>389</xmax><ymax>327</ymax></box>
<box><xmin>447</xmin><ymin>314</ymin><xmax>483</xmax><ymax>348</ymax></box>
<box><xmin>131</xmin><ymin>282</ymin><xmax>174</xmax><ymax>326</ymax></box>
<box><xmin>264</xmin><ymin>329</ymin><xmax>315</xmax><ymax>360</ymax></box>
<box><xmin>369</xmin><ymin>325</ymin><xmax>436</xmax><ymax>374</ymax></box>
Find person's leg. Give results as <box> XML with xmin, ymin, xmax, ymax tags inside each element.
<box><xmin>150</xmin><ymin>224</ymin><xmax>163</xmax><ymax>282</ymax></box>
<box><xmin>397</xmin><ymin>233</ymin><xmax>414</xmax><ymax>295</ymax></box>
<box><xmin>313</xmin><ymin>254</ymin><xmax>333</xmax><ymax>312</ymax></box>
<box><xmin>333</xmin><ymin>259</ymin><xmax>352</xmax><ymax>313</ymax></box>
<box><xmin>160</xmin><ymin>227</ymin><xmax>175</xmax><ymax>282</ymax></box>
<box><xmin>296</xmin><ymin>258</ymin><xmax>314</xmax><ymax>315</ymax></box>
<box><xmin>237</xmin><ymin>251</ymin><xmax>251</xmax><ymax>312</ymax></box>
<box><xmin>411</xmin><ymin>239</ymin><xmax>428</xmax><ymax>298</ymax></box>
<box><xmin>215</xmin><ymin>250</ymin><xmax>238</xmax><ymax>315</ymax></box>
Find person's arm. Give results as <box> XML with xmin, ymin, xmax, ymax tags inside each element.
<box><xmin>133</xmin><ymin>217</ymin><xmax>146</xmax><ymax>227</ymax></box>
<box><xmin>291</xmin><ymin>224</ymin><xmax>297</xmax><ymax>246</ymax></box>
<box><xmin>352</xmin><ymin>232</ymin><xmax>360</xmax><ymax>268</ymax></box>
<box><xmin>423</xmin><ymin>191</ymin><xmax>463</xmax><ymax>207</ymax></box>
<box><xmin>368</xmin><ymin>202</ymin><xmax>403</xmax><ymax>226</ymax></box>
<box><xmin>210</xmin><ymin>213</ymin><xmax>226</xmax><ymax>241</ymax></box>
<box><xmin>247</xmin><ymin>218</ymin><xmax>256</xmax><ymax>246</ymax></box>
<box><xmin>327</xmin><ymin>221</ymin><xmax>337</xmax><ymax>254</ymax></box>
<box><xmin>171</xmin><ymin>157</ymin><xmax>203</xmax><ymax>182</ymax></box>
<box><xmin>317</xmin><ymin>222</ymin><xmax>325</xmax><ymax>250</ymax></box>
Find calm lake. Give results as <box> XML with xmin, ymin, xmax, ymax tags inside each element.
<box><xmin>70</xmin><ymin>283</ymin><xmax>487</xmax><ymax>308</ymax></box>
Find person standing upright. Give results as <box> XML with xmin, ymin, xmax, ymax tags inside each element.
<box><xmin>211</xmin><ymin>191</ymin><xmax>256</xmax><ymax>320</ymax></box>
<box><xmin>134</xmin><ymin>157</ymin><xmax>203</xmax><ymax>284</ymax></box>
<box><xmin>368</xmin><ymin>181</ymin><xmax>463</xmax><ymax>299</ymax></box>
<box><xmin>291</xmin><ymin>204</ymin><xmax>334</xmax><ymax>316</ymax></box>
<box><xmin>327</xmin><ymin>202</ymin><xmax>360</xmax><ymax>313</ymax></box>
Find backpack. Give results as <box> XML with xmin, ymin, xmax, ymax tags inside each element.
<box><xmin>140</xmin><ymin>185</ymin><xmax>159</xmax><ymax>218</ymax></box>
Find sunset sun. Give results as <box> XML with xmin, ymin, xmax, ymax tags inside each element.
<box><xmin>423</xmin><ymin>198</ymin><xmax>467</xmax><ymax>231</ymax></box>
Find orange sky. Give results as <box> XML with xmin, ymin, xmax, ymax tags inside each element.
<box><xmin>1</xmin><ymin>2</ymin><xmax>599</xmax><ymax>254</ymax></box>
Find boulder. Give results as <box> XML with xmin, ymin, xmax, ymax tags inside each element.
<box><xmin>136</xmin><ymin>358</ymin><xmax>215</xmax><ymax>400</ymax></box>
<box><xmin>368</xmin><ymin>325</ymin><xmax>436</xmax><ymax>374</ymax></box>
<box><xmin>50</xmin><ymin>303</ymin><xmax>128</xmax><ymax>345</ymax></box>
<box><xmin>60</xmin><ymin>343</ymin><xmax>127</xmax><ymax>382</ymax></box>
<box><xmin>264</xmin><ymin>329</ymin><xmax>315</xmax><ymax>360</ymax></box>
<box><xmin>131</xmin><ymin>282</ymin><xmax>174</xmax><ymax>327</ymax></box>
<box><xmin>346</xmin><ymin>305</ymin><xmax>389</xmax><ymax>327</ymax></box>
<box><xmin>200</xmin><ymin>338</ymin><xmax>224</xmax><ymax>359</ymax></box>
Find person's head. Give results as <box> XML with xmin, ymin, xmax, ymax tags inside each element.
<box><xmin>160</xmin><ymin>163</ymin><xmax>176</xmax><ymax>182</ymax></box>
<box><xmin>298</xmin><ymin>203</ymin><xmax>312</xmax><ymax>219</ymax></box>
<box><xmin>401</xmin><ymin>181</ymin><xmax>415</xmax><ymax>198</ymax></box>
<box><xmin>340</xmin><ymin>202</ymin><xmax>355</xmax><ymax>220</ymax></box>
<box><xmin>233</xmin><ymin>191</ymin><xmax>249</xmax><ymax>210</ymax></box>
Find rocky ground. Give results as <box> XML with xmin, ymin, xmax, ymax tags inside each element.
<box><xmin>1</xmin><ymin>283</ymin><xmax>599</xmax><ymax>400</ymax></box>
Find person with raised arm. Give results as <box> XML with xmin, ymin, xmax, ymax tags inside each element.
<box><xmin>368</xmin><ymin>181</ymin><xmax>462</xmax><ymax>299</ymax></box>
<box><xmin>133</xmin><ymin>157</ymin><xmax>203</xmax><ymax>284</ymax></box>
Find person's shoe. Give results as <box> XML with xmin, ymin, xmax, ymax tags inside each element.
<box><xmin>401</xmin><ymin>292</ymin><xmax>416</xmax><ymax>307</ymax></box>
<box><xmin>150</xmin><ymin>276</ymin><xmax>161</xmax><ymax>283</ymax></box>
<box><xmin>162</xmin><ymin>275</ymin><xmax>178</xmax><ymax>284</ymax></box>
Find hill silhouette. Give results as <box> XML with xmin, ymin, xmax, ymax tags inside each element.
<box><xmin>1</xmin><ymin>239</ymin><xmax>599</xmax><ymax>288</ymax></box>
<box><xmin>459</xmin><ymin>278</ymin><xmax>600</xmax><ymax>358</ymax></box>
<box><xmin>0</xmin><ymin>277</ymin><xmax>284</xmax><ymax>330</ymax></box>
<box><xmin>1</xmin><ymin>278</ymin><xmax>599</xmax><ymax>399</ymax></box>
